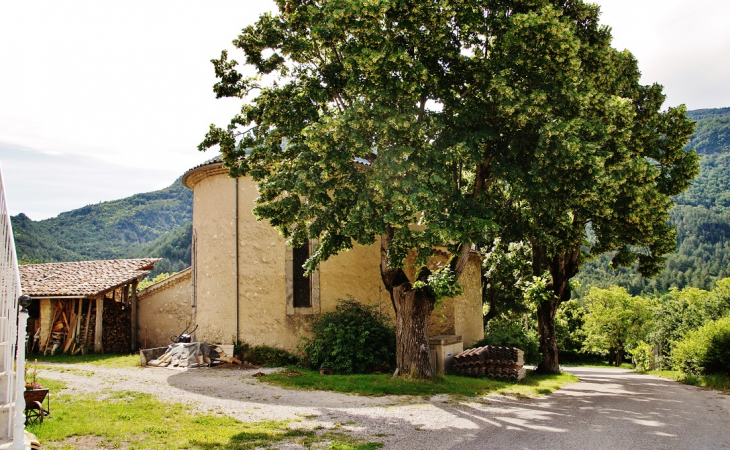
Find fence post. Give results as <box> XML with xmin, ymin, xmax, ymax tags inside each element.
<box><xmin>12</xmin><ymin>295</ymin><xmax>30</xmax><ymax>450</ymax></box>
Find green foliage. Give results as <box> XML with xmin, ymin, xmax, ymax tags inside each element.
<box><xmin>671</xmin><ymin>316</ymin><xmax>730</xmax><ymax>376</ymax></box>
<box><xmin>575</xmin><ymin>108</ymin><xmax>730</xmax><ymax>298</ymax></box>
<box><xmin>238</xmin><ymin>343</ymin><xmax>298</xmax><ymax>367</ymax></box>
<box><xmin>474</xmin><ymin>315</ymin><xmax>541</xmax><ymax>365</ymax></box>
<box><xmin>583</xmin><ymin>287</ymin><xmax>651</xmax><ymax>364</ymax></box>
<box><xmin>481</xmin><ymin>240</ymin><xmax>533</xmax><ymax>322</ymax></box>
<box><xmin>646</xmin><ymin>286</ymin><xmax>715</xmax><ymax>359</ymax></box>
<box><xmin>522</xmin><ymin>275</ymin><xmax>554</xmax><ymax>306</ymax></box>
<box><xmin>629</xmin><ymin>341</ymin><xmax>657</xmax><ymax>372</ymax></box>
<box><xmin>299</xmin><ymin>299</ymin><xmax>395</xmax><ymax>374</ymax></box>
<box><xmin>554</xmin><ymin>299</ymin><xmax>588</xmax><ymax>360</ymax></box>
<box><xmin>686</xmin><ymin>107</ymin><xmax>730</xmax><ymax>155</ymax></box>
<box><xmin>12</xmin><ymin>178</ymin><xmax>192</xmax><ymax>276</ymax></box>
<box><xmin>412</xmin><ymin>265</ymin><xmax>463</xmax><ymax>301</ymax></box>
<box><xmin>138</xmin><ymin>272</ymin><xmax>172</xmax><ymax>291</ymax></box>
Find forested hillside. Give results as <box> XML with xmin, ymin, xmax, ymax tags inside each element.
<box><xmin>13</xmin><ymin>178</ymin><xmax>193</xmax><ymax>277</ymax></box>
<box><xmin>575</xmin><ymin>107</ymin><xmax>730</xmax><ymax>297</ymax></box>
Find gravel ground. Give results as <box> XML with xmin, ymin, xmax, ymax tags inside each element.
<box><xmin>37</xmin><ymin>364</ymin><xmax>730</xmax><ymax>449</ymax></box>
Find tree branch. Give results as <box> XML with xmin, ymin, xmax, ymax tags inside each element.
<box><xmin>380</xmin><ymin>226</ymin><xmax>410</xmax><ymax>313</ymax></box>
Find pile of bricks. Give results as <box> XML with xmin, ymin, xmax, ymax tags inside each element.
<box><xmin>453</xmin><ymin>345</ymin><xmax>526</xmax><ymax>381</ymax></box>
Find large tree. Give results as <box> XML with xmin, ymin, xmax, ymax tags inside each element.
<box><xmin>200</xmin><ymin>0</ymin><xmax>698</xmax><ymax>377</ymax></box>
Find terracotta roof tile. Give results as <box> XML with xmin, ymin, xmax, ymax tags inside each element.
<box><xmin>19</xmin><ymin>259</ymin><xmax>161</xmax><ymax>298</ymax></box>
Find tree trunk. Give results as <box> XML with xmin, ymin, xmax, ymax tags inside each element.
<box><xmin>393</xmin><ymin>284</ymin><xmax>436</xmax><ymax>379</ymax></box>
<box><xmin>535</xmin><ymin>299</ymin><xmax>560</xmax><ymax>374</ymax></box>
<box><xmin>616</xmin><ymin>344</ymin><xmax>623</xmax><ymax>367</ymax></box>
<box><xmin>531</xmin><ymin>242</ymin><xmax>581</xmax><ymax>375</ymax></box>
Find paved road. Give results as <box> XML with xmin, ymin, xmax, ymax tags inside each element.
<box><xmin>383</xmin><ymin>367</ymin><xmax>730</xmax><ymax>450</ymax></box>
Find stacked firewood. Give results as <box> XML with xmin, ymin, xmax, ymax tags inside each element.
<box><xmin>101</xmin><ymin>298</ymin><xmax>131</xmax><ymax>354</ymax></box>
<box><xmin>41</xmin><ymin>299</ymin><xmax>96</xmax><ymax>355</ymax></box>
<box><xmin>453</xmin><ymin>345</ymin><xmax>526</xmax><ymax>381</ymax></box>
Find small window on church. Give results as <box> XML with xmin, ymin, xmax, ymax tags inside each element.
<box><xmin>292</xmin><ymin>243</ymin><xmax>311</xmax><ymax>308</ymax></box>
<box><xmin>286</xmin><ymin>239</ymin><xmax>319</xmax><ymax>315</ymax></box>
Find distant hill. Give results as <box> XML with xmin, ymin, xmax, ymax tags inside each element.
<box><xmin>686</xmin><ymin>108</ymin><xmax>730</xmax><ymax>155</ymax></box>
<box><xmin>575</xmin><ymin>107</ymin><xmax>730</xmax><ymax>297</ymax></box>
<box><xmin>13</xmin><ymin>178</ymin><xmax>193</xmax><ymax>277</ymax></box>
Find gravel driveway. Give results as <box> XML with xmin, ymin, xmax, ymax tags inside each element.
<box><xmin>39</xmin><ymin>364</ymin><xmax>730</xmax><ymax>449</ymax></box>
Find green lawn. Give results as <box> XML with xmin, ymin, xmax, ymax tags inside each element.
<box><xmin>646</xmin><ymin>370</ymin><xmax>730</xmax><ymax>393</ymax></box>
<box><xmin>260</xmin><ymin>368</ymin><xmax>577</xmax><ymax>398</ymax></box>
<box><xmin>28</xmin><ymin>353</ymin><xmax>140</xmax><ymax>368</ymax></box>
<box><xmin>28</xmin><ymin>387</ymin><xmax>381</xmax><ymax>450</ymax></box>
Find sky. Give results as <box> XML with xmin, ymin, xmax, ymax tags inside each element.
<box><xmin>1</xmin><ymin>0</ymin><xmax>728</xmax><ymax>220</ymax></box>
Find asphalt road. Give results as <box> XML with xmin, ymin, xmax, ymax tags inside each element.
<box><xmin>384</xmin><ymin>367</ymin><xmax>730</xmax><ymax>450</ymax></box>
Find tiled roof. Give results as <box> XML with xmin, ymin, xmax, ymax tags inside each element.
<box><xmin>19</xmin><ymin>259</ymin><xmax>161</xmax><ymax>298</ymax></box>
<box><xmin>182</xmin><ymin>153</ymin><xmax>372</xmax><ymax>188</ymax></box>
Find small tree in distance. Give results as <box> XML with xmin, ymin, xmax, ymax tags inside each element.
<box><xmin>201</xmin><ymin>0</ymin><xmax>698</xmax><ymax>377</ymax></box>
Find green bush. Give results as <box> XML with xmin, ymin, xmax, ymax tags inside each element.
<box><xmin>299</xmin><ymin>298</ymin><xmax>395</xmax><ymax>374</ymax></box>
<box><xmin>473</xmin><ymin>315</ymin><xmax>540</xmax><ymax>364</ymax></box>
<box><xmin>630</xmin><ymin>341</ymin><xmax>657</xmax><ymax>372</ymax></box>
<box><xmin>238</xmin><ymin>343</ymin><xmax>298</xmax><ymax>367</ymax></box>
<box><xmin>672</xmin><ymin>316</ymin><xmax>730</xmax><ymax>375</ymax></box>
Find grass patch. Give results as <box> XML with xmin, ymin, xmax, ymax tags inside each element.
<box><xmin>29</xmin><ymin>390</ymin><xmax>381</xmax><ymax>449</ymax></box>
<box><xmin>647</xmin><ymin>370</ymin><xmax>730</xmax><ymax>393</ymax></box>
<box><xmin>35</xmin><ymin>377</ymin><xmax>68</xmax><ymax>392</ymax></box>
<box><xmin>36</xmin><ymin>365</ymin><xmax>94</xmax><ymax>378</ymax></box>
<box><xmin>29</xmin><ymin>353</ymin><xmax>140</xmax><ymax>368</ymax></box>
<box><xmin>561</xmin><ymin>361</ymin><xmax>633</xmax><ymax>369</ymax></box>
<box><xmin>260</xmin><ymin>368</ymin><xmax>577</xmax><ymax>398</ymax></box>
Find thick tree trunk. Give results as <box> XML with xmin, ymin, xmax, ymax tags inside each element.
<box><xmin>393</xmin><ymin>284</ymin><xmax>436</xmax><ymax>378</ymax></box>
<box><xmin>536</xmin><ymin>299</ymin><xmax>560</xmax><ymax>374</ymax></box>
<box><xmin>531</xmin><ymin>241</ymin><xmax>582</xmax><ymax>375</ymax></box>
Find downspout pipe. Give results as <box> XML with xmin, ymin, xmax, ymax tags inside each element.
<box><xmin>235</xmin><ymin>178</ymin><xmax>239</xmax><ymax>345</ymax></box>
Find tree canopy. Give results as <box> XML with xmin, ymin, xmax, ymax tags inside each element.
<box><xmin>201</xmin><ymin>0</ymin><xmax>698</xmax><ymax>375</ymax></box>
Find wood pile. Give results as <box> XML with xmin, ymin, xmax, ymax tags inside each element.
<box><xmin>40</xmin><ymin>299</ymin><xmax>96</xmax><ymax>355</ymax></box>
<box><xmin>453</xmin><ymin>345</ymin><xmax>526</xmax><ymax>381</ymax></box>
<box><xmin>101</xmin><ymin>297</ymin><xmax>131</xmax><ymax>354</ymax></box>
<box><xmin>146</xmin><ymin>343</ymin><xmax>242</xmax><ymax>368</ymax></box>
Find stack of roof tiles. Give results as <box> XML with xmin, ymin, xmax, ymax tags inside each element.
<box><xmin>453</xmin><ymin>345</ymin><xmax>526</xmax><ymax>381</ymax></box>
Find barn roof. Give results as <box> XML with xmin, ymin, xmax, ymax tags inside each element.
<box><xmin>19</xmin><ymin>259</ymin><xmax>161</xmax><ymax>298</ymax></box>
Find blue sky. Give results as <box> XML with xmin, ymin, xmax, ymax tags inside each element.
<box><xmin>1</xmin><ymin>0</ymin><xmax>728</xmax><ymax>220</ymax></box>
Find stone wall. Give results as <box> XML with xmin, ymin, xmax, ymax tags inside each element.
<box><xmin>137</xmin><ymin>269</ymin><xmax>193</xmax><ymax>349</ymax></box>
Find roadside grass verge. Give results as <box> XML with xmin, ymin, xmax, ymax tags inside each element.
<box><xmin>646</xmin><ymin>370</ymin><xmax>730</xmax><ymax>393</ymax></box>
<box><xmin>28</xmin><ymin>353</ymin><xmax>140</xmax><ymax>368</ymax></box>
<box><xmin>260</xmin><ymin>368</ymin><xmax>577</xmax><ymax>398</ymax></box>
<box><xmin>28</xmin><ymin>390</ymin><xmax>381</xmax><ymax>450</ymax></box>
<box><xmin>560</xmin><ymin>361</ymin><xmax>633</xmax><ymax>369</ymax></box>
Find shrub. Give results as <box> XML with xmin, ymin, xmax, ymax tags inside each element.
<box><xmin>630</xmin><ymin>341</ymin><xmax>657</xmax><ymax>372</ymax></box>
<box><xmin>672</xmin><ymin>316</ymin><xmax>730</xmax><ymax>376</ymax></box>
<box><xmin>473</xmin><ymin>315</ymin><xmax>540</xmax><ymax>364</ymax></box>
<box><xmin>238</xmin><ymin>343</ymin><xmax>298</xmax><ymax>367</ymax></box>
<box><xmin>299</xmin><ymin>298</ymin><xmax>395</xmax><ymax>374</ymax></box>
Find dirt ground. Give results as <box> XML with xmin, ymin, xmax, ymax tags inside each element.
<box><xmin>38</xmin><ymin>364</ymin><xmax>730</xmax><ymax>449</ymax></box>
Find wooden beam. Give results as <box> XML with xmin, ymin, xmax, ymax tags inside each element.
<box><xmin>94</xmin><ymin>297</ymin><xmax>104</xmax><ymax>353</ymax></box>
<box><xmin>131</xmin><ymin>280</ymin><xmax>138</xmax><ymax>351</ymax></box>
<box><xmin>83</xmin><ymin>298</ymin><xmax>92</xmax><ymax>345</ymax></box>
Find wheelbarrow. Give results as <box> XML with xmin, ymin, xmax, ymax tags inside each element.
<box><xmin>24</xmin><ymin>389</ymin><xmax>49</xmax><ymax>425</ymax></box>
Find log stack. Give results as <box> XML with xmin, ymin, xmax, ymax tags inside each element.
<box><xmin>101</xmin><ymin>297</ymin><xmax>131</xmax><ymax>354</ymax></box>
<box><xmin>453</xmin><ymin>345</ymin><xmax>526</xmax><ymax>381</ymax></box>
